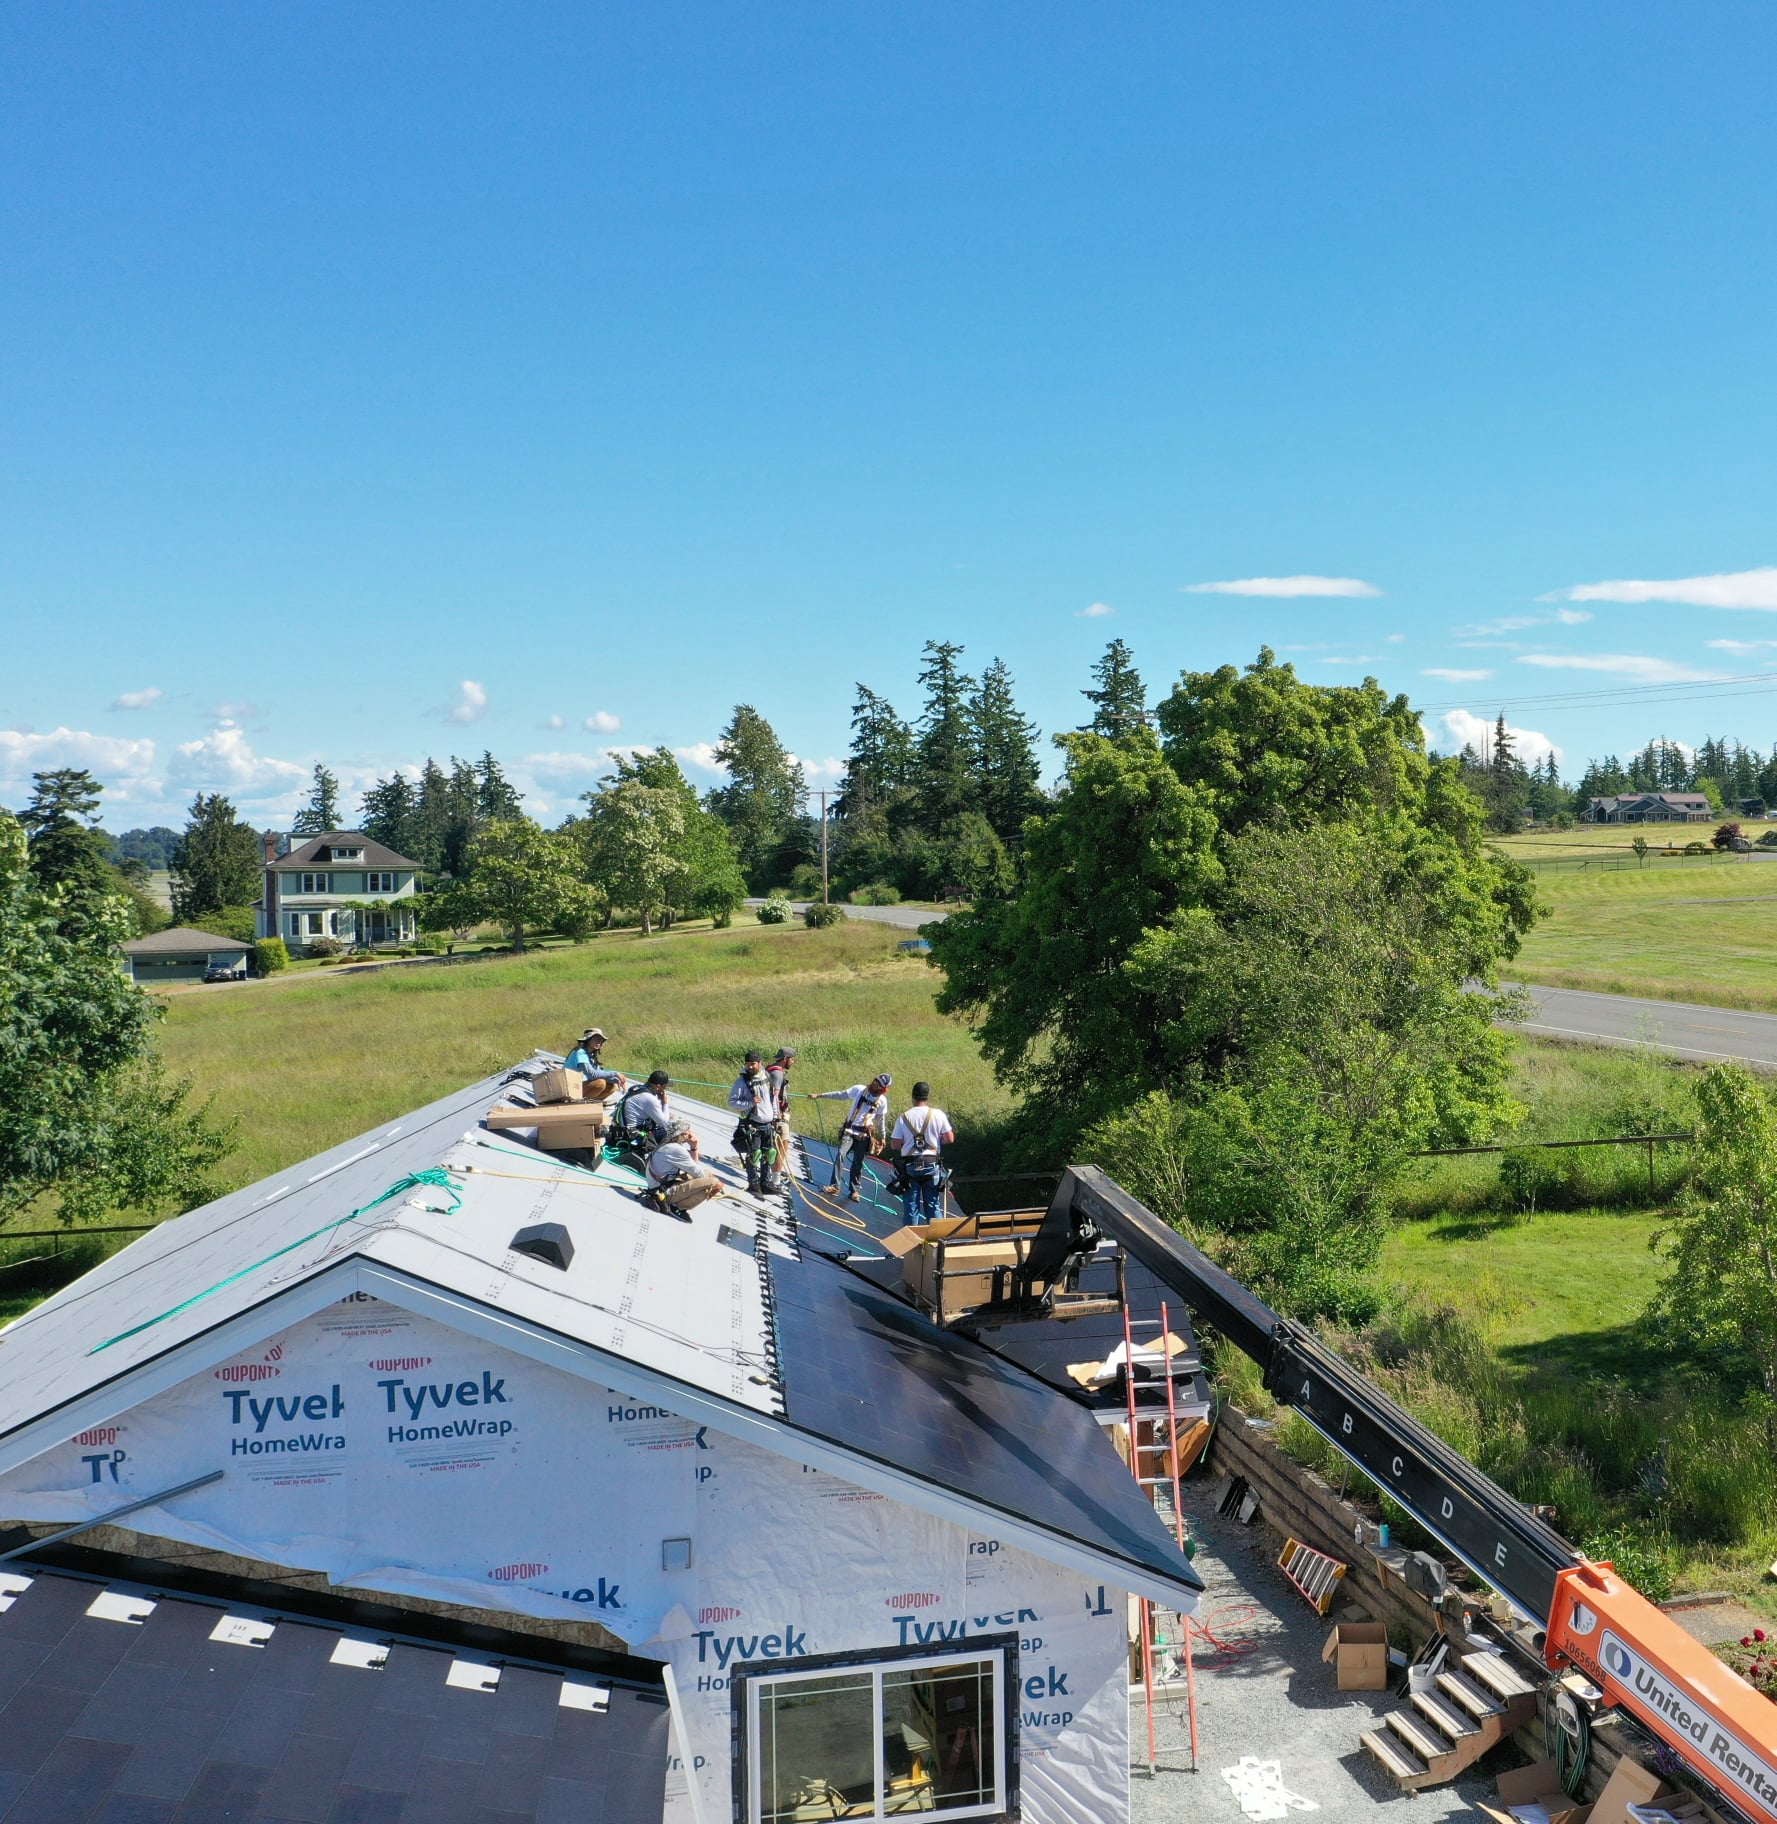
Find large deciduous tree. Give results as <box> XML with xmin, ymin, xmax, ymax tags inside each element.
<box><xmin>169</xmin><ymin>793</ymin><xmax>264</xmax><ymax>923</ymax></box>
<box><xmin>932</xmin><ymin>648</ymin><xmax>1540</xmax><ymax>1319</ymax></box>
<box><xmin>578</xmin><ymin>749</ymin><xmax>745</xmax><ymax>928</ymax></box>
<box><xmin>427</xmin><ymin>818</ymin><xmax>600</xmax><ymax>951</ymax></box>
<box><xmin>0</xmin><ymin>811</ymin><xmax>231</xmax><ymax>1224</ymax></box>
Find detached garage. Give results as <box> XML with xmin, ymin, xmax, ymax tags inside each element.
<box><xmin>120</xmin><ymin>926</ymin><xmax>252</xmax><ymax>985</ymax></box>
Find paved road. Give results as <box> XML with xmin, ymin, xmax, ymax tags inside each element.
<box><xmin>755</xmin><ymin>901</ymin><xmax>1777</xmax><ymax>1068</ymax></box>
<box><xmin>1510</xmin><ymin>981</ymin><xmax>1777</xmax><ymax>1068</ymax></box>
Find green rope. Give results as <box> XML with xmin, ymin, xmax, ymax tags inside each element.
<box><xmin>88</xmin><ymin>1169</ymin><xmax>463</xmax><ymax>1356</ymax></box>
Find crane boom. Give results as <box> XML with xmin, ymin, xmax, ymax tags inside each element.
<box><xmin>1050</xmin><ymin>1165</ymin><xmax>1777</xmax><ymax>1821</ymax></box>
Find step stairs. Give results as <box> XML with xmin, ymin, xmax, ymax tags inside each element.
<box><xmin>1360</xmin><ymin>1648</ymin><xmax>1537</xmax><ymax>1793</ymax></box>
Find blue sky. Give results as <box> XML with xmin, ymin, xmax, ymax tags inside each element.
<box><xmin>6</xmin><ymin>3</ymin><xmax>1777</xmax><ymax>827</ymax></box>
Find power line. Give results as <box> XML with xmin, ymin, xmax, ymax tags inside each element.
<box><xmin>1413</xmin><ymin>671</ymin><xmax>1777</xmax><ymax>716</ymax></box>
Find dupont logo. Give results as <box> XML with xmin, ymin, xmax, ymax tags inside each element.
<box><xmin>72</xmin><ymin>1427</ymin><xmax>120</xmax><ymax>1447</ymax></box>
<box><xmin>215</xmin><ymin>1363</ymin><xmax>281</xmax><ymax>1383</ymax></box>
<box><xmin>886</xmin><ymin>1593</ymin><xmax>942</xmax><ymax>1611</ymax></box>
<box><xmin>369</xmin><ymin>1356</ymin><xmax>432</xmax><ymax>1371</ymax></box>
<box><xmin>698</xmin><ymin>1605</ymin><xmax>742</xmax><ymax>1624</ymax></box>
<box><xmin>489</xmin><ymin>1561</ymin><xmax>548</xmax><ymax>1582</ymax></box>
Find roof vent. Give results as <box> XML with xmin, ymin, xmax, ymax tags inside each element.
<box><xmin>511</xmin><ymin>1222</ymin><xmax>574</xmax><ymax>1271</ymax></box>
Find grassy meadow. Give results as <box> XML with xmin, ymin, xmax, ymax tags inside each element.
<box><xmin>155</xmin><ymin>913</ymin><xmax>1012</xmax><ymax>1192</ymax></box>
<box><xmin>1507</xmin><ymin>850</ymin><xmax>1777</xmax><ymax>1010</ymax></box>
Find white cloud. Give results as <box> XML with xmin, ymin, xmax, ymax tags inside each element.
<box><xmin>1078</xmin><ymin>602</ymin><xmax>1115</xmax><ymax>618</ymax></box>
<box><xmin>1515</xmin><ymin>653</ymin><xmax>1720</xmax><ymax>684</ymax></box>
<box><xmin>0</xmin><ymin>727</ymin><xmax>161</xmax><ymax>803</ymax></box>
<box><xmin>1440</xmin><ymin>709</ymin><xmax>1562</xmax><ymax>767</ymax></box>
<box><xmin>1455</xmin><ymin>609</ymin><xmax>1592</xmax><ymax>637</ymax></box>
<box><xmin>675</xmin><ymin>743</ymin><xmax>723</xmax><ymax>775</ymax></box>
<box><xmin>441</xmin><ymin>680</ymin><xmax>488</xmax><ymax>725</ymax></box>
<box><xmin>583</xmin><ymin>711</ymin><xmax>621</xmax><ymax>734</ymax></box>
<box><xmin>793</xmin><ymin>754</ymin><xmax>846</xmax><ymax>783</ymax></box>
<box><xmin>1422</xmin><ymin>667</ymin><xmax>1494</xmax><ymax>681</ymax></box>
<box><xmin>1184</xmin><ymin>575</ymin><xmax>1381</xmax><ymax>598</ymax></box>
<box><xmin>168</xmin><ymin>724</ymin><xmax>309</xmax><ymax>805</ymax></box>
<box><xmin>1546</xmin><ymin>566</ymin><xmax>1777</xmax><ymax>610</ymax></box>
<box><xmin>1707</xmin><ymin>638</ymin><xmax>1777</xmax><ymax>655</ymax></box>
<box><xmin>543</xmin><ymin>714</ymin><xmax>567</xmax><ymax>730</ymax></box>
<box><xmin>110</xmin><ymin>686</ymin><xmax>163</xmax><ymax>711</ymax></box>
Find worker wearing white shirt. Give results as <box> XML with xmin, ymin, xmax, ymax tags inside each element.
<box><xmin>891</xmin><ymin>1082</ymin><xmax>954</xmax><ymax>1224</ymax></box>
<box><xmin>644</xmin><ymin>1124</ymin><xmax>723</xmax><ymax>1220</ymax></box>
<box><xmin>810</xmin><ymin>1073</ymin><xmax>892</xmax><ymax>1202</ymax></box>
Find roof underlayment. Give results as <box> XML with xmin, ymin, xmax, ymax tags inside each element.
<box><xmin>0</xmin><ymin>1062</ymin><xmax>1203</xmax><ymax>1611</ymax></box>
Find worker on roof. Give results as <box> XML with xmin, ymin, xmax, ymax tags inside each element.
<box><xmin>617</xmin><ymin>1070</ymin><xmax>673</xmax><ymax>1153</ymax></box>
<box><xmin>767</xmin><ymin>1047</ymin><xmax>797</xmax><ymax>1178</ymax></box>
<box><xmin>728</xmin><ymin>1051</ymin><xmax>784</xmax><ymax>1197</ymax></box>
<box><xmin>810</xmin><ymin>1073</ymin><xmax>891</xmax><ymax>1202</ymax></box>
<box><xmin>642</xmin><ymin>1122</ymin><xmax>722</xmax><ymax>1221</ymax></box>
<box><xmin>565</xmin><ymin>1028</ymin><xmax>620</xmax><ymax>1088</ymax></box>
<box><xmin>892</xmin><ymin>1082</ymin><xmax>955</xmax><ymax>1224</ymax></box>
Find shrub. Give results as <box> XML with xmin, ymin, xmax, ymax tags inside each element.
<box><xmin>306</xmin><ymin>935</ymin><xmax>344</xmax><ymax>958</ymax></box>
<box><xmin>1712</xmin><ymin>822</ymin><xmax>1744</xmax><ymax>851</ymax></box>
<box><xmin>786</xmin><ymin>863</ymin><xmax>825</xmax><ymax>899</ymax></box>
<box><xmin>252</xmin><ymin>937</ymin><xmax>289</xmax><ymax>976</ymax></box>
<box><xmin>755</xmin><ymin>897</ymin><xmax>790</xmax><ymax>925</ymax></box>
<box><xmin>850</xmin><ymin>882</ymin><xmax>901</xmax><ymax>906</ymax></box>
<box><xmin>1759</xmin><ymin>831</ymin><xmax>1777</xmax><ymax>848</ymax></box>
<box><xmin>202</xmin><ymin>905</ymin><xmax>260</xmax><ymax>943</ymax></box>
<box><xmin>1497</xmin><ymin>1146</ymin><xmax>1578</xmax><ymax>1216</ymax></box>
<box><xmin>1684</xmin><ymin>840</ymin><xmax>1709</xmax><ymax>855</ymax></box>
<box><xmin>803</xmin><ymin>901</ymin><xmax>846</xmax><ymax>929</ymax></box>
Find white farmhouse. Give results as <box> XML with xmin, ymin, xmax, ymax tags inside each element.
<box><xmin>258</xmin><ymin>831</ymin><xmax>422</xmax><ymax>953</ymax></box>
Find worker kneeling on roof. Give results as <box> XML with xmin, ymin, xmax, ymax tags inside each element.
<box><xmin>644</xmin><ymin>1122</ymin><xmax>722</xmax><ymax>1221</ymax></box>
<box><xmin>893</xmin><ymin>1081</ymin><xmax>954</xmax><ymax>1224</ymax></box>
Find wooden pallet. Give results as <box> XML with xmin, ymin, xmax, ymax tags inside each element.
<box><xmin>1277</xmin><ymin>1538</ymin><xmax>1348</xmax><ymax>1615</ymax></box>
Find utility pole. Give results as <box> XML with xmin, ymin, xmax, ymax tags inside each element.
<box><xmin>816</xmin><ymin>790</ymin><xmax>833</xmax><ymax>904</ymax></box>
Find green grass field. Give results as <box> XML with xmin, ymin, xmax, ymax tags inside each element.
<box><xmin>1508</xmin><ymin>854</ymin><xmax>1777</xmax><ymax>1010</ymax></box>
<box><xmin>156</xmin><ymin>913</ymin><xmax>1013</xmax><ymax>1193</ymax></box>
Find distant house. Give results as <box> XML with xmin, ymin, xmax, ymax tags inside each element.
<box><xmin>258</xmin><ymin>830</ymin><xmax>421</xmax><ymax>952</ymax></box>
<box><xmin>120</xmin><ymin>926</ymin><xmax>252</xmax><ymax>985</ymax></box>
<box><xmin>1586</xmin><ymin>791</ymin><xmax>1713</xmax><ymax>824</ymax></box>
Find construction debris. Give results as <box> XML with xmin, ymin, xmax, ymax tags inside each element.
<box><xmin>1219</xmin><ymin>1756</ymin><xmax>1319</xmax><ymax>1821</ymax></box>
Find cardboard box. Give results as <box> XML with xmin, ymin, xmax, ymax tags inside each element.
<box><xmin>1321</xmin><ymin>1621</ymin><xmax>1389</xmax><ymax>1690</ymax></box>
<box><xmin>1587</xmin><ymin>1757</ymin><xmax>1678</xmax><ymax>1824</ymax></box>
<box><xmin>531</xmin><ymin>1067</ymin><xmax>584</xmax><ymax>1105</ymax></box>
<box><xmin>1476</xmin><ymin>1760</ymin><xmax>1595</xmax><ymax>1824</ymax></box>
<box><xmin>486</xmin><ymin>1102</ymin><xmax>607</xmax><ymax>1132</ymax></box>
<box><xmin>913</xmin><ymin>1237</ymin><xmax>1025</xmax><ymax>1314</ymax></box>
<box><xmin>537</xmin><ymin>1117</ymin><xmax>606</xmax><ymax>1152</ymax></box>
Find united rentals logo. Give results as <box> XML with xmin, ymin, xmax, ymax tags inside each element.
<box><xmin>489</xmin><ymin>1562</ymin><xmax>548</xmax><ymax>1582</ymax></box>
<box><xmin>1599</xmin><ymin>1630</ymin><xmax>1777</xmax><ymax>1814</ymax></box>
<box><xmin>886</xmin><ymin>1592</ymin><xmax>942</xmax><ymax>1610</ymax></box>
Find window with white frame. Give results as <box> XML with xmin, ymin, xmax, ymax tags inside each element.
<box><xmin>743</xmin><ymin>1646</ymin><xmax>1007</xmax><ymax>1823</ymax></box>
<box><xmin>366</xmin><ymin>871</ymin><xmax>397</xmax><ymax>893</ymax></box>
<box><xmin>304</xmin><ymin>913</ymin><xmax>324</xmax><ymax>936</ymax></box>
<box><xmin>331</xmin><ymin>847</ymin><xmax>363</xmax><ymax>861</ymax></box>
<box><xmin>298</xmin><ymin>871</ymin><xmax>330</xmax><ymax>894</ymax></box>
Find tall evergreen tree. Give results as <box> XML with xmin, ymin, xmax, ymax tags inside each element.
<box><xmin>836</xmin><ymin>686</ymin><xmax>916</xmax><ymax>821</ymax></box>
<box><xmin>913</xmin><ymin>640</ymin><xmax>976</xmax><ymax>832</ymax></box>
<box><xmin>970</xmin><ymin>658</ymin><xmax>1044</xmax><ymax>850</ymax></box>
<box><xmin>360</xmin><ymin>772</ymin><xmax>420</xmax><ymax>860</ymax></box>
<box><xmin>21</xmin><ymin>769</ymin><xmax>113</xmax><ymax>898</ymax></box>
<box><xmin>1080</xmin><ymin>639</ymin><xmax>1147</xmax><ymax>740</ymax></box>
<box><xmin>169</xmin><ymin>793</ymin><xmax>263</xmax><ymax>922</ymax></box>
<box><xmin>707</xmin><ymin>706</ymin><xmax>805</xmax><ymax>887</ymax></box>
<box><xmin>475</xmin><ymin>751</ymin><xmax>523</xmax><ymax>821</ymax></box>
<box><xmin>290</xmin><ymin>765</ymin><xmax>342</xmax><ymax>837</ymax></box>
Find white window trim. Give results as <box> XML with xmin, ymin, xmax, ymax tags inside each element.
<box><xmin>745</xmin><ymin>1646</ymin><xmax>1008</xmax><ymax>1824</ymax></box>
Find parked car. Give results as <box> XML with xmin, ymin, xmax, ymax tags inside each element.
<box><xmin>202</xmin><ymin>963</ymin><xmax>247</xmax><ymax>983</ymax></box>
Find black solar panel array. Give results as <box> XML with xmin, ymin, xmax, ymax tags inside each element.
<box><xmin>0</xmin><ymin>1570</ymin><xmax>669</xmax><ymax>1824</ymax></box>
<box><xmin>767</xmin><ymin>1243</ymin><xmax>1204</xmax><ymax>1598</ymax></box>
